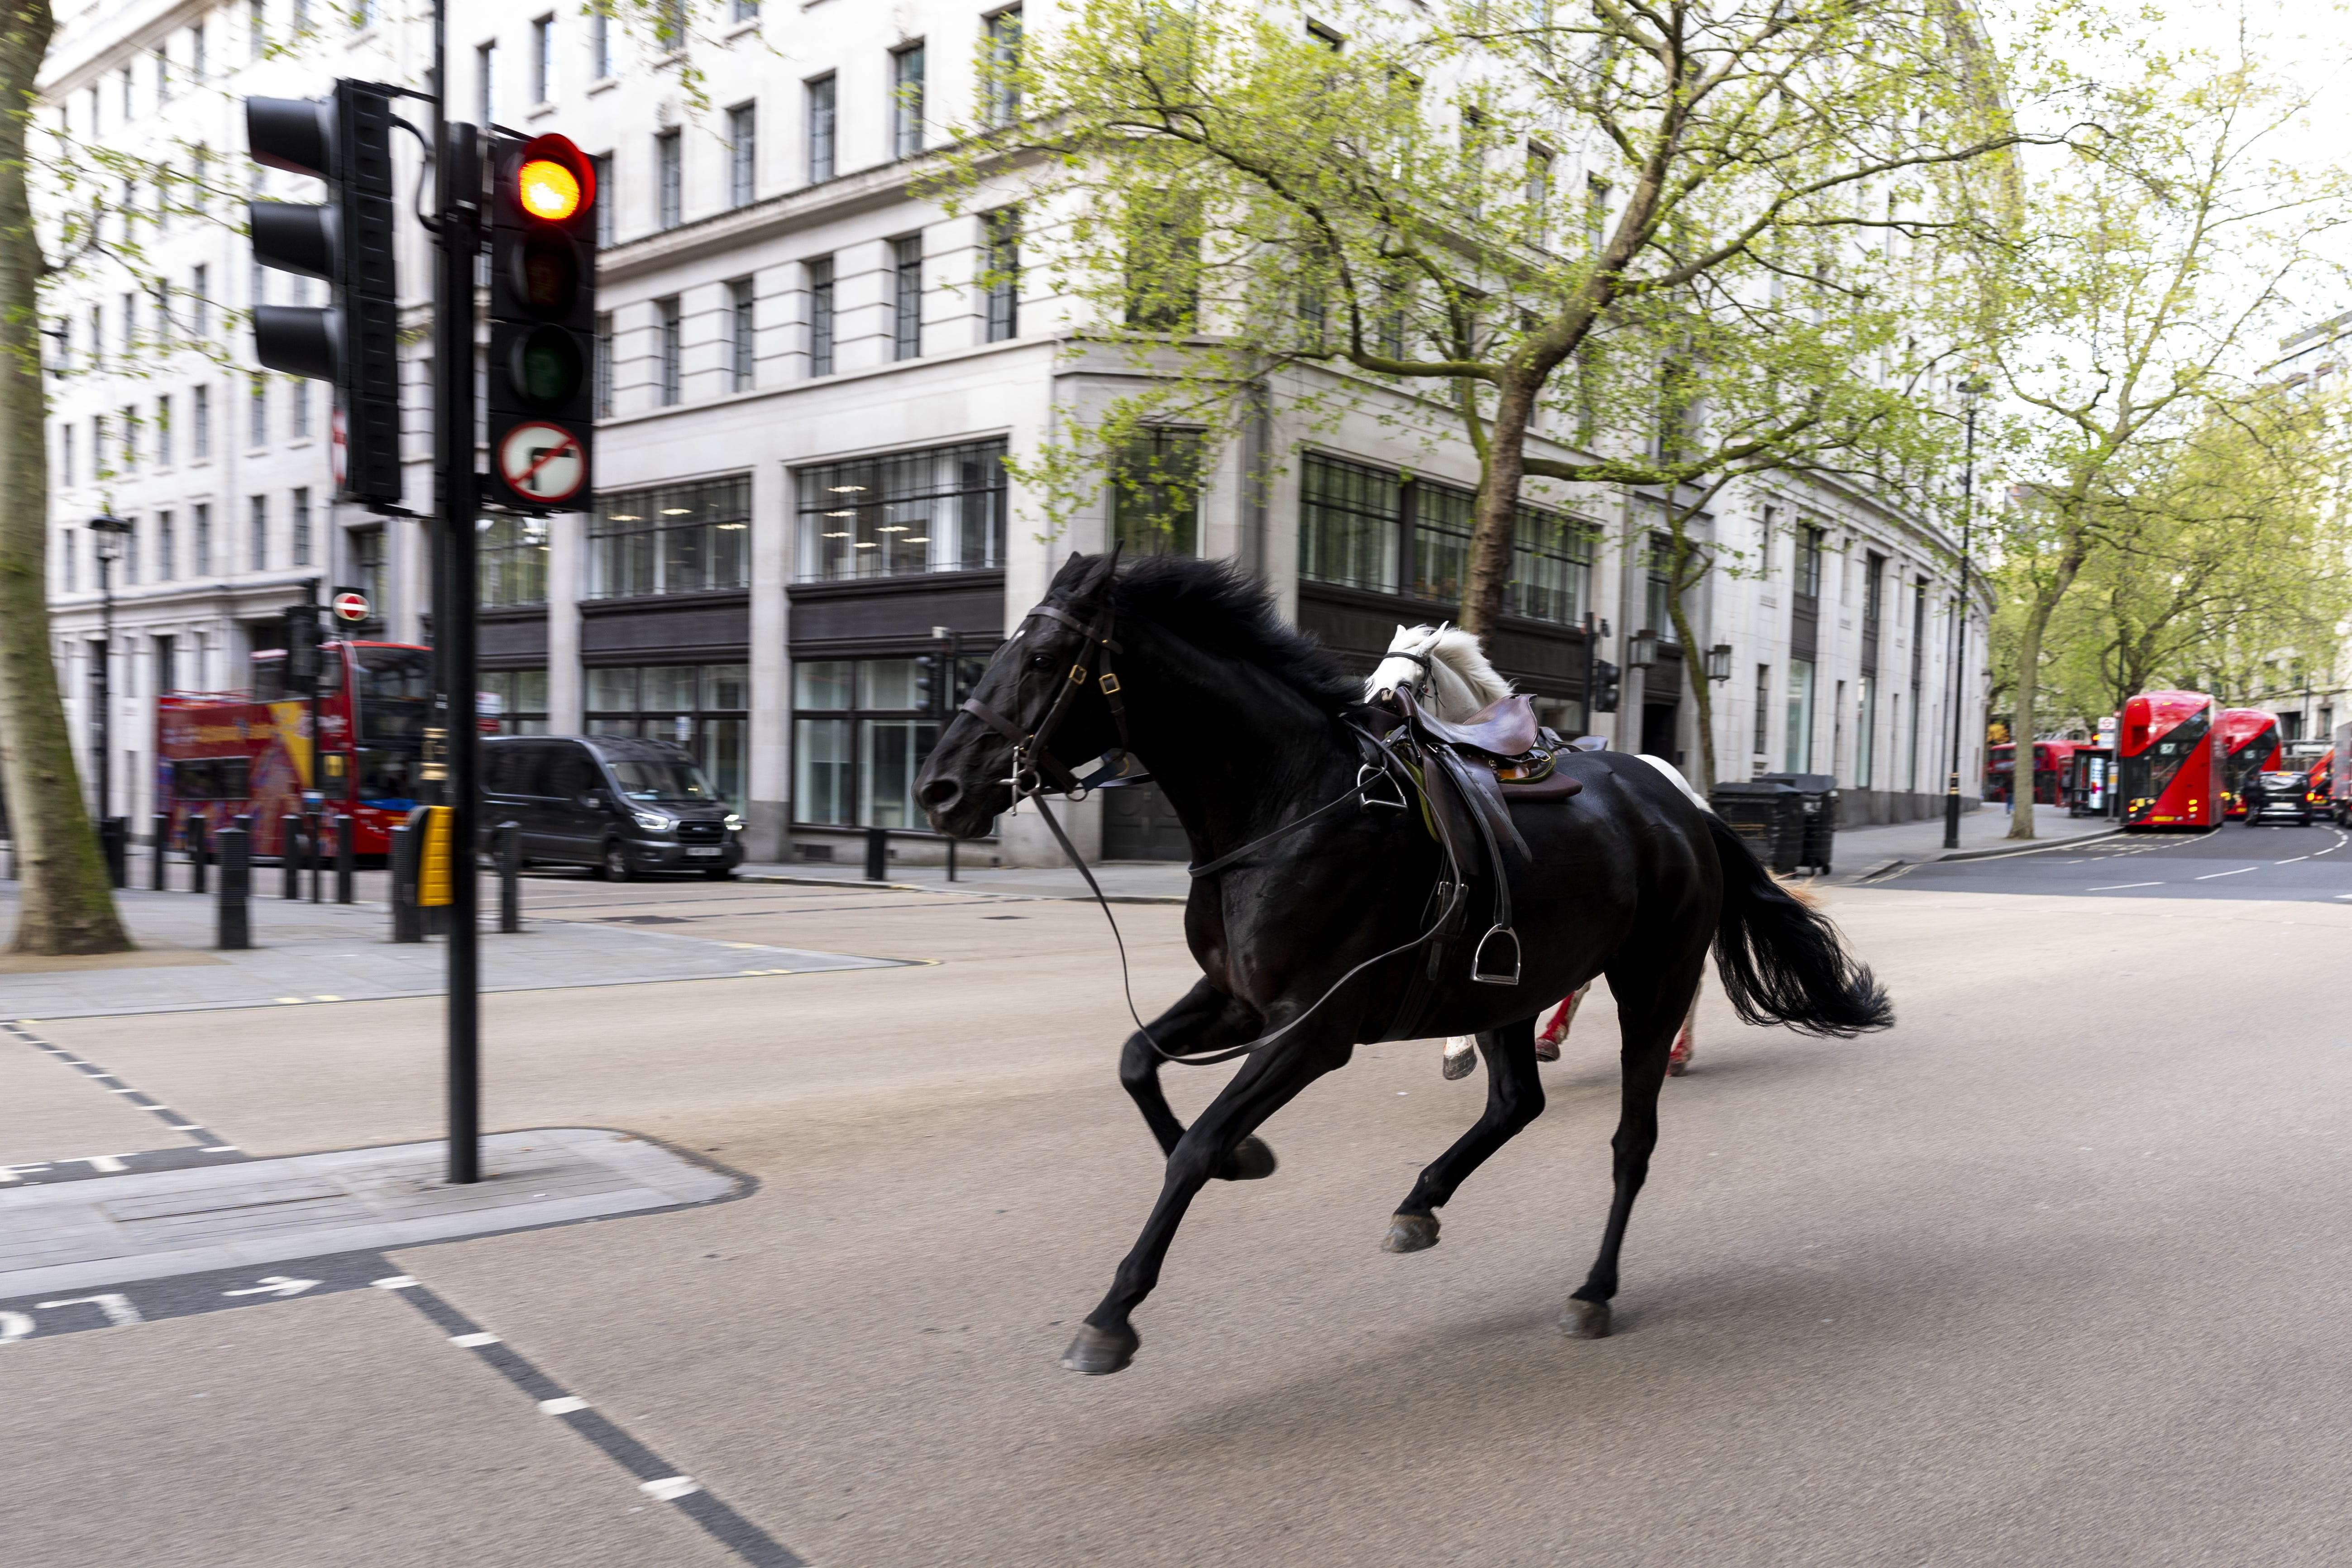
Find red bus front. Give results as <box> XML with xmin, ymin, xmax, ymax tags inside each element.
<box><xmin>2214</xmin><ymin>708</ymin><xmax>2283</xmax><ymax>819</ymax></box>
<box><xmin>2118</xmin><ymin>690</ymin><xmax>2221</xmax><ymax>830</ymax></box>
<box><xmin>1985</xmin><ymin>740</ymin><xmax>2076</xmax><ymax>806</ymax></box>
<box><xmin>156</xmin><ymin>641</ymin><xmax>432</xmax><ymax>859</ymax></box>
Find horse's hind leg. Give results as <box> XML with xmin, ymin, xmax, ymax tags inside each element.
<box><xmin>1119</xmin><ymin>980</ymin><xmax>1276</xmax><ymax>1179</ymax></box>
<box><xmin>1564</xmin><ymin>952</ymin><xmax>1704</xmax><ymax>1338</ymax></box>
<box><xmin>1383</xmin><ymin>1014</ymin><xmax>1544</xmax><ymax>1253</ymax></box>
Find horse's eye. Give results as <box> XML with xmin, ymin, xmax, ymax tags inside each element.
<box><xmin>1028</xmin><ymin>652</ymin><xmax>1055</xmax><ymax>670</ymax></box>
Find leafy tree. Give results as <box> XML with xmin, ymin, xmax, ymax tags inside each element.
<box><xmin>1972</xmin><ymin>50</ymin><xmax>2352</xmax><ymax>839</ymax></box>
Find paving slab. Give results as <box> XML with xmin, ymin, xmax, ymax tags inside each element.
<box><xmin>0</xmin><ymin>885</ymin><xmax>907</xmax><ymax>1020</ymax></box>
<box><xmin>0</xmin><ymin>1127</ymin><xmax>741</xmax><ymax>1299</ymax></box>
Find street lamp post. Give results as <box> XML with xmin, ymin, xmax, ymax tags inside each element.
<box><xmin>1942</xmin><ymin>382</ymin><xmax>1986</xmax><ymax>851</ymax></box>
<box><xmin>86</xmin><ymin>514</ymin><xmax>134</xmax><ymax>822</ymax></box>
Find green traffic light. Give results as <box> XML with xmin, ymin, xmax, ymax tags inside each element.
<box><xmin>511</xmin><ymin>325</ymin><xmax>585</xmax><ymax>406</ymax></box>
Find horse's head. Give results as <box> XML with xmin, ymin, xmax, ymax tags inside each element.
<box><xmin>915</xmin><ymin>551</ymin><xmax>1125</xmax><ymax>838</ymax></box>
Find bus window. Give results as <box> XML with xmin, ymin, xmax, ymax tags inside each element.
<box><xmin>357</xmin><ymin>748</ymin><xmax>418</xmax><ymax>806</ymax></box>
<box><xmin>354</xmin><ymin>645</ymin><xmax>432</xmax><ymax>743</ymax></box>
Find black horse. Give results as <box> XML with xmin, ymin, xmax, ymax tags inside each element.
<box><xmin>915</xmin><ymin>553</ymin><xmax>1892</xmax><ymax>1375</ymax></box>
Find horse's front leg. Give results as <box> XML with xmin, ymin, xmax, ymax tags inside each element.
<box><xmin>1382</xmin><ymin>1014</ymin><xmax>1544</xmax><ymax>1254</ymax></box>
<box><xmin>1064</xmin><ymin>1024</ymin><xmax>1351</xmax><ymax>1375</ymax></box>
<box><xmin>1117</xmin><ymin>980</ymin><xmax>1276</xmax><ymax>1178</ymax></box>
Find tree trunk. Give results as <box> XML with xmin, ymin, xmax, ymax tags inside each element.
<box><xmin>1667</xmin><ymin>577</ymin><xmax>1715</xmax><ymax>794</ymax></box>
<box><xmin>2005</xmin><ymin>540</ymin><xmax>2090</xmax><ymax>843</ymax></box>
<box><xmin>1458</xmin><ymin>375</ymin><xmax>1536</xmax><ymax>639</ymax></box>
<box><xmin>0</xmin><ymin>0</ymin><xmax>131</xmax><ymax>956</ymax></box>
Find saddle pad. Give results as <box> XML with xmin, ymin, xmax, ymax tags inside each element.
<box><xmin>1500</xmin><ymin>771</ymin><xmax>1583</xmax><ymax>803</ymax></box>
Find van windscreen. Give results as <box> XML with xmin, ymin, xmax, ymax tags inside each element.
<box><xmin>606</xmin><ymin>759</ymin><xmax>722</xmax><ymax>803</ymax></box>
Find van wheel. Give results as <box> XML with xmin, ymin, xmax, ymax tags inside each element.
<box><xmin>601</xmin><ymin>841</ymin><xmax>636</xmax><ymax>882</ymax></box>
<box><xmin>702</xmin><ymin>867</ymin><xmax>733</xmax><ymax>880</ymax></box>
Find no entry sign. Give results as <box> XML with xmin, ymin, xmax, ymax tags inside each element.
<box><xmin>496</xmin><ymin>421</ymin><xmax>586</xmax><ymax>505</ymax></box>
<box><xmin>330</xmin><ymin>590</ymin><xmax>370</xmax><ymax>624</ymax></box>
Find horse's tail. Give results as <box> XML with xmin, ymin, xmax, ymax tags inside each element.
<box><xmin>1707</xmin><ymin>814</ymin><xmax>1893</xmax><ymax>1038</ymax></box>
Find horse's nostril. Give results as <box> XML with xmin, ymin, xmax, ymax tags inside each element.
<box><xmin>918</xmin><ymin>778</ymin><xmax>961</xmax><ymax>809</ymax></box>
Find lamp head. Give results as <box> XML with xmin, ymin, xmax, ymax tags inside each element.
<box><xmin>88</xmin><ymin>512</ymin><xmax>132</xmax><ymax>561</ymax></box>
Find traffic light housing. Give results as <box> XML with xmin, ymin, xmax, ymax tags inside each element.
<box><xmin>283</xmin><ymin>601</ymin><xmax>326</xmax><ymax>694</ymax></box>
<box><xmin>247</xmin><ymin>82</ymin><xmax>401</xmax><ymax>509</ymax></box>
<box><xmin>1591</xmin><ymin>659</ymin><xmax>1621</xmax><ymax>714</ymax></box>
<box><xmin>487</xmin><ymin>133</ymin><xmax>598</xmax><ymax>511</ymax></box>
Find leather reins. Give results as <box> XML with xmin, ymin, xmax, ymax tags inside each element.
<box><xmin>955</xmin><ymin>592</ymin><xmax>1482</xmax><ymax>1068</ymax></box>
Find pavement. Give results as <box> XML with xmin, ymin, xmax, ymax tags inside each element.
<box><xmin>7</xmin><ymin>838</ymin><xmax>2352</xmax><ymax>1566</ymax></box>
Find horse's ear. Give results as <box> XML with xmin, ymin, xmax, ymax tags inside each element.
<box><xmin>1047</xmin><ymin>552</ymin><xmax>1095</xmax><ymax>593</ymax></box>
<box><xmin>1076</xmin><ymin>548</ymin><xmax>1120</xmax><ymax>600</ymax></box>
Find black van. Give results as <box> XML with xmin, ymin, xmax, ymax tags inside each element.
<box><xmin>479</xmin><ymin>734</ymin><xmax>744</xmax><ymax>880</ymax></box>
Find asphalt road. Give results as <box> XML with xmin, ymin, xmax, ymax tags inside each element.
<box><xmin>6</xmin><ymin>856</ymin><xmax>2352</xmax><ymax>1566</ymax></box>
<box><xmin>1884</xmin><ymin>816</ymin><xmax>2352</xmax><ymax>902</ymax></box>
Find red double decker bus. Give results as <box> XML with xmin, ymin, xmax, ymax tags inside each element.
<box><xmin>2215</xmin><ymin>708</ymin><xmax>2283</xmax><ymax>819</ymax></box>
<box><xmin>1985</xmin><ymin>740</ymin><xmax>2076</xmax><ymax>806</ymax></box>
<box><xmin>156</xmin><ymin>641</ymin><xmax>431</xmax><ymax>860</ymax></box>
<box><xmin>2118</xmin><ymin>689</ymin><xmax>2221</xmax><ymax>830</ymax></box>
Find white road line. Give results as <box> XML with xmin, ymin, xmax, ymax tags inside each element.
<box><xmin>2195</xmin><ymin>867</ymin><xmax>2259</xmax><ymax>880</ymax></box>
<box><xmin>2090</xmin><ymin>882</ymin><xmax>2163</xmax><ymax>890</ymax></box>
<box><xmin>449</xmin><ymin>1331</ymin><xmax>501</xmax><ymax>1348</ymax></box>
<box><xmin>538</xmin><ymin>1396</ymin><xmax>589</xmax><ymax>1415</ymax></box>
<box><xmin>640</xmin><ymin>1477</ymin><xmax>702</xmax><ymax>1502</ymax></box>
<box><xmin>372</xmin><ymin>1276</ymin><xmax>420</xmax><ymax>1289</ymax></box>
<box><xmin>2277</xmin><ymin>856</ymin><xmax>2312</xmax><ymax>863</ymax></box>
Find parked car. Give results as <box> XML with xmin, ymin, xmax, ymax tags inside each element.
<box><xmin>2248</xmin><ymin>770</ymin><xmax>2315</xmax><ymax>827</ymax></box>
<box><xmin>479</xmin><ymin>734</ymin><xmax>744</xmax><ymax>880</ymax></box>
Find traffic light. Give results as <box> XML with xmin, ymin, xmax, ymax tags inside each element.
<box><xmin>1591</xmin><ymin>659</ymin><xmax>1622</xmax><ymax>714</ymax></box>
<box><xmin>283</xmin><ymin>602</ymin><xmax>326</xmax><ymax>694</ymax></box>
<box><xmin>247</xmin><ymin>82</ymin><xmax>401</xmax><ymax>508</ymax></box>
<box><xmin>486</xmin><ymin>133</ymin><xmax>598</xmax><ymax>511</ymax></box>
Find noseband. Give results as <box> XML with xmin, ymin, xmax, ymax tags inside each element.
<box><xmin>955</xmin><ymin>599</ymin><xmax>1133</xmax><ymax>800</ymax></box>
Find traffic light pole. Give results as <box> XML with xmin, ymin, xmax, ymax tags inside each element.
<box><xmin>432</xmin><ymin>8</ymin><xmax>484</xmax><ymax>1184</ymax></box>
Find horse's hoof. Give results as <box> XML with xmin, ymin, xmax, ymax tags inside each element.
<box><xmin>1217</xmin><ymin>1135</ymin><xmax>1277</xmax><ymax>1181</ymax></box>
<box><xmin>1560</xmin><ymin>1297</ymin><xmax>1612</xmax><ymax>1339</ymax></box>
<box><xmin>1059</xmin><ymin>1322</ymin><xmax>1140</xmax><ymax>1374</ymax></box>
<box><xmin>1382</xmin><ymin>1212</ymin><xmax>1440</xmax><ymax>1253</ymax></box>
<box><xmin>1440</xmin><ymin>1037</ymin><xmax>1477</xmax><ymax>1080</ymax></box>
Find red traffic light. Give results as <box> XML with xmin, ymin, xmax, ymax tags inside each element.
<box><xmin>510</xmin><ymin>134</ymin><xmax>594</xmax><ymax>223</ymax></box>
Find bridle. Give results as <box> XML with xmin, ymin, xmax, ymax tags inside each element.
<box><xmin>943</xmin><ymin>590</ymin><xmax>1478</xmax><ymax>1068</ymax></box>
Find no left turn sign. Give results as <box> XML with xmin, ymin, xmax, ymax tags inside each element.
<box><xmin>496</xmin><ymin>421</ymin><xmax>586</xmax><ymax>505</ymax></box>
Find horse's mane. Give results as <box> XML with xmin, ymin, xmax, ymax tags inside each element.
<box><xmin>1366</xmin><ymin>623</ymin><xmax>1514</xmax><ymax>720</ymax></box>
<box><xmin>1112</xmin><ymin>555</ymin><xmax>1360</xmax><ymax>711</ymax></box>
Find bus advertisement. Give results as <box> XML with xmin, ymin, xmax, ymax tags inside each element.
<box><xmin>2215</xmin><ymin>708</ymin><xmax>2284</xmax><ymax>819</ymax></box>
<box><xmin>156</xmin><ymin>641</ymin><xmax>433</xmax><ymax>860</ymax></box>
<box><xmin>1985</xmin><ymin>740</ymin><xmax>2076</xmax><ymax>806</ymax></box>
<box><xmin>2118</xmin><ymin>690</ymin><xmax>2222</xmax><ymax>830</ymax></box>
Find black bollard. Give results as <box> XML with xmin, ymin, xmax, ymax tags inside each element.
<box><xmin>216</xmin><ymin>819</ymin><xmax>251</xmax><ymax>950</ymax></box>
<box><xmin>946</xmin><ymin>837</ymin><xmax>957</xmax><ymax>883</ymax></box>
<box><xmin>306</xmin><ymin>810</ymin><xmax>324</xmax><ymax>903</ymax></box>
<box><xmin>187</xmin><ymin>816</ymin><xmax>207</xmax><ymax>895</ymax></box>
<box><xmin>334</xmin><ymin>813</ymin><xmax>354</xmax><ymax>904</ymax></box>
<box><xmin>389</xmin><ymin>822</ymin><xmax>423</xmax><ymax>943</ymax></box>
<box><xmin>97</xmin><ymin>817</ymin><xmax>128</xmax><ymax>888</ymax></box>
<box><xmin>151</xmin><ymin>813</ymin><xmax>169</xmax><ymax>890</ymax></box>
<box><xmin>865</xmin><ymin>826</ymin><xmax>889</xmax><ymax>882</ymax></box>
<box><xmin>281</xmin><ymin>815</ymin><xmax>302</xmax><ymax>899</ymax></box>
<box><xmin>496</xmin><ymin>820</ymin><xmax>522</xmax><ymax>934</ymax></box>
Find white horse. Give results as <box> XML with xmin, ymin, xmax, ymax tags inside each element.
<box><xmin>1364</xmin><ymin>624</ymin><xmax>1707</xmax><ymax>1079</ymax></box>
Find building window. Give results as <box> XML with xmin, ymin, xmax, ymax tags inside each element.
<box><xmin>796</xmin><ymin>439</ymin><xmax>1007</xmax><ymax>581</ymax></box>
<box><xmin>1753</xmin><ymin>664</ymin><xmax>1771</xmax><ymax>759</ymax></box>
<box><xmin>590</xmin><ymin>5</ymin><xmax>612</xmax><ymax>78</ymax></box>
<box><xmin>249</xmin><ymin>0</ymin><xmax>265</xmax><ymax>61</ymax></box>
<box><xmin>248</xmin><ymin>374</ymin><xmax>266</xmax><ymax>446</ymax></box>
<box><xmin>124</xmin><ymin>516</ymin><xmax>142</xmax><ymax>584</ymax></box>
<box><xmin>891</xmin><ymin>43</ymin><xmax>925</xmax><ymax>158</ymax></box>
<box><xmin>1796</xmin><ymin>523</ymin><xmax>1824</xmax><ymax>598</ymax></box>
<box><xmin>586</xmin><ymin>663</ymin><xmax>748</xmax><ymax>801</ymax></box>
<box><xmin>475</xmin><ymin>42</ymin><xmax>496</xmax><ymax>126</ymax></box>
<box><xmin>1508</xmin><ymin>507</ymin><xmax>1593</xmax><ymax>625</ymax></box>
<box><xmin>249</xmin><ymin>494</ymin><xmax>268</xmax><ymax>570</ymax></box>
<box><xmin>656</xmin><ymin>130</ymin><xmax>682</xmax><ymax>228</ymax></box>
<box><xmin>732</xmin><ymin>0</ymin><xmax>759</xmax><ymax>21</ymax></box>
<box><xmin>983</xmin><ymin>207</ymin><xmax>1019</xmax><ymax>342</ymax></box>
<box><xmin>60</xmin><ymin>528</ymin><xmax>76</xmax><ymax>592</ymax></box>
<box><xmin>289</xmin><ymin>379</ymin><xmax>309</xmax><ymax>439</ymax></box>
<box><xmin>793</xmin><ymin>657</ymin><xmax>981</xmax><ymax>828</ymax></box>
<box><xmin>807</xmin><ymin>256</ymin><xmax>834</xmax><ymax>375</ymax></box>
<box><xmin>194</xmin><ymin>502</ymin><xmax>213</xmax><ymax>575</ymax></box>
<box><xmin>480</xmin><ymin>669</ymin><xmax>550</xmax><ymax>736</ymax></box>
<box><xmin>593</xmin><ymin>311</ymin><xmax>614</xmax><ymax>416</ymax></box>
<box><xmin>192</xmin><ymin>384</ymin><xmax>210</xmax><ymax>457</ymax></box>
<box><xmin>727</xmin><ymin>103</ymin><xmax>756</xmax><ymax>206</ymax></box>
<box><xmin>589</xmin><ymin>154</ymin><xmax>613</xmax><ymax>245</ymax></box>
<box><xmin>120</xmin><ymin>402</ymin><xmax>139</xmax><ymax>470</ymax></box>
<box><xmin>1863</xmin><ymin>550</ymin><xmax>1886</xmax><ymax>631</ymax></box>
<box><xmin>984</xmin><ymin>8</ymin><xmax>1022</xmax><ymax>127</ymax></box>
<box><xmin>61</xmin><ymin>425</ymin><xmax>74</xmax><ymax>486</ymax></box>
<box><xmin>728</xmin><ymin>277</ymin><xmax>755</xmax><ymax>392</ymax></box>
<box><xmin>479</xmin><ymin>516</ymin><xmax>550</xmax><ymax>606</ymax></box>
<box><xmin>806</xmin><ymin>75</ymin><xmax>836</xmax><ymax>182</ymax></box>
<box><xmin>1110</xmin><ymin>429</ymin><xmax>1201</xmax><ymax>558</ymax></box>
<box><xmin>1857</xmin><ymin>674</ymin><xmax>1878</xmax><ymax>787</ymax></box>
<box><xmin>1525</xmin><ymin>144</ymin><xmax>1552</xmax><ymax>242</ymax></box>
<box><xmin>1785</xmin><ymin>660</ymin><xmax>1815</xmax><ymax>772</ymax></box>
<box><xmin>156</xmin><ymin>633</ymin><xmax>177</xmax><ymax>695</ymax></box>
<box><xmin>1299</xmin><ymin>452</ymin><xmax>1400</xmax><ymax>593</ymax></box>
<box><xmin>350</xmin><ymin>524</ymin><xmax>385</xmax><ymax>621</ymax></box>
<box><xmin>292</xmin><ymin>487</ymin><xmax>312</xmax><ymax>565</ymax></box>
<box><xmin>656</xmin><ymin>296</ymin><xmax>682</xmax><ymax>404</ymax></box>
<box><xmin>531</xmin><ymin>14</ymin><xmax>555</xmax><ymax>103</ymax></box>
<box><xmin>891</xmin><ymin>236</ymin><xmax>922</xmax><ymax>360</ymax></box>
<box><xmin>155</xmin><ymin>394</ymin><xmax>172</xmax><ymax>468</ymax></box>
<box><xmin>589</xmin><ymin>473</ymin><xmax>751</xmax><ymax>598</ymax></box>
<box><xmin>1410</xmin><ymin>482</ymin><xmax>1472</xmax><ymax>603</ymax></box>
<box><xmin>1646</xmin><ymin>533</ymin><xmax>1674</xmax><ymax>638</ymax></box>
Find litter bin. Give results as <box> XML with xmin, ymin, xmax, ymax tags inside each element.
<box><xmin>1756</xmin><ymin>773</ymin><xmax>1839</xmax><ymax>874</ymax></box>
<box><xmin>1709</xmin><ymin>780</ymin><xmax>1804</xmax><ymax>874</ymax></box>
